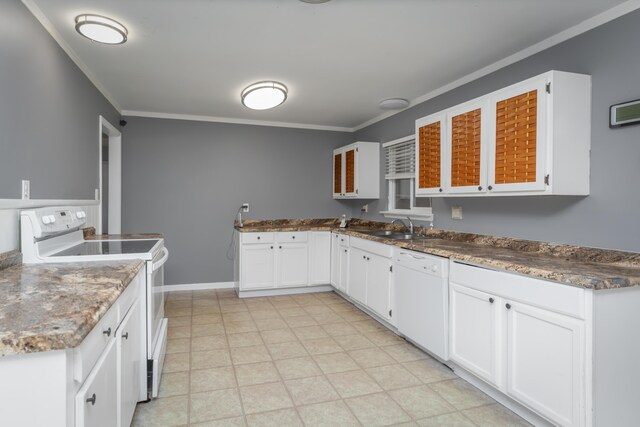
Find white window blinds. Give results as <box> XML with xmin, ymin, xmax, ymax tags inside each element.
<box><xmin>385</xmin><ymin>138</ymin><xmax>415</xmax><ymax>179</ymax></box>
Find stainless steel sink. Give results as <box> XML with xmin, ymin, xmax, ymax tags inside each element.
<box><xmin>367</xmin><ymin>230</ymin><xmax>395</xmax><ymax>237</ymax></box>
<box><xmin>359</xmin><ymin>230</ymin><xmax>425</xmax><ymax>240</ymax></box>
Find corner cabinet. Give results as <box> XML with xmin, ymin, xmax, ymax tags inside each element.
<box><xmin>333</xmin><ymin>142</ymin><xmax>380</xmax><ymax>199</ymax></box>
<box><xmin>415</xmin><ymin>70</ymin><xmax>590</xmax><ymax>197</ymax></box>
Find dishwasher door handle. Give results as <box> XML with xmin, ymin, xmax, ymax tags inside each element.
<box><xmin>399</xmin><ymin>251</ymin><xmax>425</xmax><ymax>260</ymax></box>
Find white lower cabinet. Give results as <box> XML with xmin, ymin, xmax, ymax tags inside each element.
<box><xmin>506</xmin><ymin>301</ymin><xmax>584</xmax><ymax>427</ymax></box>
<box><xmin>449</xmin><ymin>283</ymin><xmax>500</xmax><ymax>386</ymax></box>
<box><xmin>75</xmin><ymin>338</ymin><xmax>118</xmax><ymax>427</ymax></box>
<box><xmin>118</xmin><ymin>300</ymin><xmax>144</xmax><ymax>427</ymax></box>
<box><xmin>239</xmin><ymin>231</ymin><xmax>333</xmax><ymax>292</ymax></box>
<box><xmin>345</xmin><ymin>237</ymin><xmax>392</xmax><ymax>322</ymax></box>
<box><xmin>330</xmin><ymin>233</ymin><xmax>340</xmax><ymax>287</ymax></box>
<box><xmin>450</xmin><ymin>262</ymin><xmax>585</xmax><ymax>427</ymax></box>
<box><xmin>348</xmin><ymin>247</ymin><xmax>368</xmax><ymax>304</ymax></box>
<box><xmin>309</xmin><ymin>232</ymin><xmax>331</xmax><ymax>285</ymax></box>
<box><xmin>278</xmin><ymin>243</ymin><xmax>309</xmax><ymax>287</ymax></box>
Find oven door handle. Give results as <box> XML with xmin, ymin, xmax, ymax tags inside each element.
<box><xmin>152</xmin><ymin>247</ymin><xmax>169</xmax><ymax>272</ymax></box>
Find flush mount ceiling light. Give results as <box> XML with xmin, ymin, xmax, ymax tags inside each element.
<box><xmin>299</xmin><ymin>0</ymin><xmax>332</xmax><ymax>3</ymax></box>
<box><xmin>75</xmin><ymin>14</ymin><xmax>128</xmax><ymax>45</ymax></box>
<box><xmin>379</xmin><ymin>98</ymin><xmax>410</xmax><ymax>110</ymax></box>
<box><xmin>241</xmin><ymin>81</ymin><xmax>288</xmax><ymax>110</ymax></box>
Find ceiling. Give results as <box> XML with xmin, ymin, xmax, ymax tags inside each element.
<box><xmin>25</xmin><ymin>0</ymin><xmax>632</xmax><ymax>131</ymax></box>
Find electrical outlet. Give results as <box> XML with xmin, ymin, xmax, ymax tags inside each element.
<box><xmin>361</xmin><ymin>204</ymin><xmax>368</xmax><ymax>213</ymax></box>
<box><xmin>452</xmin><ymin>206</ymin><xmax>463</xmax><ymax>220</ymax></box>
<box><xmin>242</xmin><ymin>203</ymin><xmax>249</xmax><ymax>213</ymax></box>
<box><xmin>21</xmin><ymin>180</ymin><xmax>30</xmax><ymax>200</ymax></box>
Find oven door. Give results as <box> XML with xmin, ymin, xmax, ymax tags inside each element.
<box><xmin>147</xmin><ymin>247</ymin><xmax>168</xmax><ymax>357</ymax></box>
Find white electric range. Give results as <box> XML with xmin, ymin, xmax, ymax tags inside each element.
<box><xmin>20</xmin><ymin>206</ymin><xmax>169</xmax><ymax>399</ymax></box>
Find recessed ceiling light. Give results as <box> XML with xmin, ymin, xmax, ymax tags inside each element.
<box><xmin>75</xmin><ymin>14</ymin><xmax>128</xmax><ymax>45</ymax></box>
<box><xmin>379</xmin><ymin>98</ymin><xmax>409</xmax><ymax>110</ymax></box>
<box><xmin>299</xmin><ymin>0</ymin><xmax>332</xmax><ymax>3</ymax></box>
<box><xmin>241</xmin><ymin>81</ymin><xmax>288</xmax><ymax>110</ymax></box>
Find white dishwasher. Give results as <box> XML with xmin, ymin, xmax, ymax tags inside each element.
<box><xmin>394</xmin><ymin>249</ymin><xmax>449</xmax><ymax>361</ymax></box>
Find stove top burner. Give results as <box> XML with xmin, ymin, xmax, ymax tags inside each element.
<box><xmin>51</xmin><ymin>240</ymin><xmax>159</xmax><ymax>257</ymax></box>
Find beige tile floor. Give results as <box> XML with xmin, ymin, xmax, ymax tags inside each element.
<box><xmin>132</xmin><ymin>289</ymin><xmax>531</xmax><ymax>427</ymax></box>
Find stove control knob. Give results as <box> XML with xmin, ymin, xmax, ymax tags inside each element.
<box><xmin>76</xmin><ymin>211</ymin><xmax>83</xmax><ymax>219</ymax></box>
<box><xmin>431</xmin><ymin>265</ymin><xmax>438</xmax><ymax>273</ymax></box>
<box><xmin>42</xmin><ymin>216</ymin><xmax>51</xmax><ymax>225</ymax></box>
<box><xmin>81</xmin><ymin>211</ymin><xmax>86</xmax><ymax>218</ymax></box>
<box><xmin>49</xmin><ymin>215</ymin><xmax>56</xmax><ymax>223</ymax></box>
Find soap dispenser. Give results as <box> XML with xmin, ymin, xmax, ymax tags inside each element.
<box><xmin>339</xmin><ymin>214</ymin><xmax>348</xmax><ymax>228</ymax></box>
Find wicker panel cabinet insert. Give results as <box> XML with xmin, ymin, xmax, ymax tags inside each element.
<box><xmin>414</xmin><ymin>70</ymin><xmax>591</xmax><ymax>197</ymax></box>
<box><xmin>333</xmin><ymin>142</ymin><xmax>380</xmax><ymax>199</ymax></box>
<box><xmin>416</xmin><ymin>113</ymin><xmax>446</xmax><ymax>195</ymax></box>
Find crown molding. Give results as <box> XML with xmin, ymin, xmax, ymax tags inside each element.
<box><xmin>121</xmin><ymin>110</ymin><xmax>353</xmax><ymax>133</ymax></box>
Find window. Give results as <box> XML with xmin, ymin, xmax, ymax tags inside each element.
<box><xmin>382</xmin><ymin>135</ymin><xmax>433</xmax><ymax>220</ymax></box>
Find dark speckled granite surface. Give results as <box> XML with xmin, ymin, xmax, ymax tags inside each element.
<box><xmin>0</xmin><ymin>250</ymin><xmax>22</xmax><ymax>272</ymax></box>
<box><xmin>236</xmin><ymin>218</ymin><xmax>640</xmax><ymax>290</ymax></box>
<box><xmin>83</xmin><ymin>227</ymin><xmax>163</xmax><ymax>240</ymax></box>
<box><xmin>0</xmin><ymin>260</ymin><xmax>144</xmax><ymax>356</ymax></box>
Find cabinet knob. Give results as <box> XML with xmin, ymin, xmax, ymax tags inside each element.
<box><xmin>270</xmin><ymin>246</ymin><xmax>273</xmax><ymax>249</ymax></box>
<box><xmin>86</xmin><ymin>393</ymin><xmax>96</xmax><ymax>406</ymax></box>
<box><xmin>344</xmin><ymin>249</ymin><xmax>347</xmax><ymax>253</ymax></box>
<box><xmin>122</xmin><ymin>332</ymin><xmax>129</xmax><ymax>340</ymax></box>
<box><xmin>363</xmin><ymin>255</ymin><xmax>366</xmax><ymax>259</ymax></box>
<box><xmin>257</xmin><ymin>236</ymin><xmax>261</xmax><ymax>240</ymax></box>
<box><xmin>489</xmin><ymin>298</ymin><xmax>494</xmax><ymax>303</ymax></box>
<box><xmin>506</xmin><ymin>303</ymin><xmax>511</xmax><ymax>310</ymax></box>
<box><xmin>478</xmin><ymin>186</ymin><xmax>483</xmax><ymax>191</ymax></box>
<box><xmin>439</xmin><ymin>188</ymin><xmax>443</xmax><ymax>192</ymax></box>
<box><xmin>279</xmin><ymin>246</ymin><xmax>282</xmax><ymax>249</ymax></box>
<box><xmin>488</xmin><ymin>185</ymin><xmax>493</xmax><ymax>191</ymax></box>
<box><xmin>292</xmin><ymin>236</ymin><xmax>295</xmax><ymax>239</ymax></box>
<box><xmin>367</xmin><ymin>257</ymin><xmax>370</xmax><ymax>261</ymax></box>
<box><xmin>103</xmin><ymin>327</ymin><xmax>111</xmax><ymax>337</ymax></box>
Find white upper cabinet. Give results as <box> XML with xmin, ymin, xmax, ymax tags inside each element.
<box><xmin>415</xmin><ymin>70</ymin><xmax>591</xmax><ymax>197</ymax></box>
<box><xmin>333</xmin><ymin>142</ymin><xmax>380</xmax><ymax>199</ymax></box>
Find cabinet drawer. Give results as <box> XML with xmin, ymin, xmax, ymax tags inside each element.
<box><xmin>450</xmin><ymin>261</ymin><xmax>585</xmax><ymax>319</ymax></box>
<box><xmin>350</xmin><ymin>237</ymin><xmax>392</xmax><ymax>259</ymax></box>
<box><xmin>242</xmin><ymin>232</ymin><xmax>274</xmax><ymax>244</ymax></box>
<box><xmin>73</xmin><ymin>303</ymin><xmax>118</xmax><ymax>383</ymax></box>
<box><xmin>276</xmin><ymin>231</ymin><xmax>308</xmax><ymax>243</ymax></box>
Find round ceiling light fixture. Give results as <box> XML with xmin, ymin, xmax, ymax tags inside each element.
<box><xmin>241</xmin><ymin>81</ymin><xmax>288</xmax><ymax>110</ymax></box>
<box><xmin>299</xmin><ymin>0</ymin><xmax>332</xmax><ymax>3</ymax></box>
<box><xmin>379</xmin><ymin>98</ymin><xmax>410</xmax><ymax>110</ymax></box>
<box><xmin>75</xmin><ymin>14</ymin><xmax>128</xmax><ymax>45</ymax></box>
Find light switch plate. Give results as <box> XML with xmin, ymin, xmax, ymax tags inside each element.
<box><xmin>361</xmin><ymin>204</ymin><xmax>368</xmax><ymax>213</ymax></box>
<box><xmin>452</xmin><ymin>206</ymin><xmax>463</xmax><ymax>220</ymax></box>
<box><xmin>21</xmin><ymin>180</ymin><xmax>30</xmax><ymax>200</ymax></box>
<box><xmin>242</xmin><ymin>203</ymin><xmax>249</xmax><ymax>213</ymax></box>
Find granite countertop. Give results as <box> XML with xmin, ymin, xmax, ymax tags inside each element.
<box><xmin>236</xmin><ymin>219</ymin><xmax>640</xmax><ymax>290</ymax></box>
<box><xmin>0</xmin><ymin>260</ymin><xmax>144</xmax><ymax>357</ymax></box>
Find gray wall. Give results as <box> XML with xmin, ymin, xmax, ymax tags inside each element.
<box><xmin>0</xmin><ymin>2</ymin><xmax>120</xmax><ymax>200</ymax></box>
<box><xmin>121</xmin><ymin>117</ymin><xmax>353</xmax><ymax>284</ymax></box>
<box><xmin>350</xmin><ymin>9</ymin><xmax>640</xmax><ymax>252</ymax></box>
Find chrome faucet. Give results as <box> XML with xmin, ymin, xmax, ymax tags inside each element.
<box><xmin>391</xmin><ymin>218</ymin><xmax>414</xmax><ymax>235</ymax></box>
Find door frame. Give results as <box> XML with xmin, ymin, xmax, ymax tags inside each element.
<box><xmin>98</xmin><ymin>116</ymin><xmax>122</xmax><ymax>234</ymax></box>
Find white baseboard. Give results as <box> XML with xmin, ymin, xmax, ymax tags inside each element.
<box><xmin>163</xmin><ymin>282</ymin><xmax>235</xmax><ymax>292</ymax></box>
<box><xmin>238</xmin><ymin>285</ymin><xmax>334</xmax><ymax>298</ymax></box>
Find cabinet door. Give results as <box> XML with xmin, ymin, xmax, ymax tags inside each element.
<box><xmin>416</xmin><ymin>113</ymin><xmax>447</xmax><ymax>195</ymax></box>
<box><xmin>506</xmin><ymin>301</ymin><xmax>584</xmax><ymax>427</ymax></box>
<box><xmin>446</xmin><ymin>99</ymin><xmax>488</xmax><ymax>194</ymax></box>
<box><xmin>344</xmin><ymin>147</ymin><xmax>357</xmax><ymax>197</ymax></box>
<box><xmin>241</xmin><ymin>244</ymin><xmax>276</xmax><ymax>290</ymax></box>
<box><xmin>488</xmin><ymin>78</ymin><xmax>548</xmax><ymax>193</ymax></box>
<box><xmin>449</xmin><ymin>283</ymin><xmax>500</xmax><ymax>386</ymax></box>
<box><xmin>118</xmin><ymin>300</ymin><xmax>144</xmax><ymax>427</ymax></box>
<box><xmin>75</xmin><ymin>338</ymin><xmax>118</xmax><ymax>427</ymax></box>
<box><xmin>278</xmin><ymin>243</ymin><xmax>309</xmax><ymax>287</ymax></box>
<box><xmin>333</xmin><ymin>151</ymin><xmax>343</xmax><ymax>197</ymax></box>
<box><xmin>309</xmin><ymin>232</ymin><xmax>331</xmax><ymax>285</ymax></box>
<box><xmin>366</xmin><ymin>253</ymin><xmax>392</xmax><ymax>321</ymax></box>
<box><xmin>338</xmin><ymin>246</ymin><xmax>349</xmax><ymax>293</ymax></box>
<box><xmin>330</xmin><ymin>233</ymin><xmax>340</xmax><ymax>287</ymax></box>
<box><xmin>348</xmin><ymin>248</ymin><xmax>368</xmax><ymax>304</ymax></box>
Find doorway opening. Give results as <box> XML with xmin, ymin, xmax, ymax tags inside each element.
<box><xmin>98</xmin><ymin>116</ymin><xmax>122</xmax><ymax>235</ymax></box>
